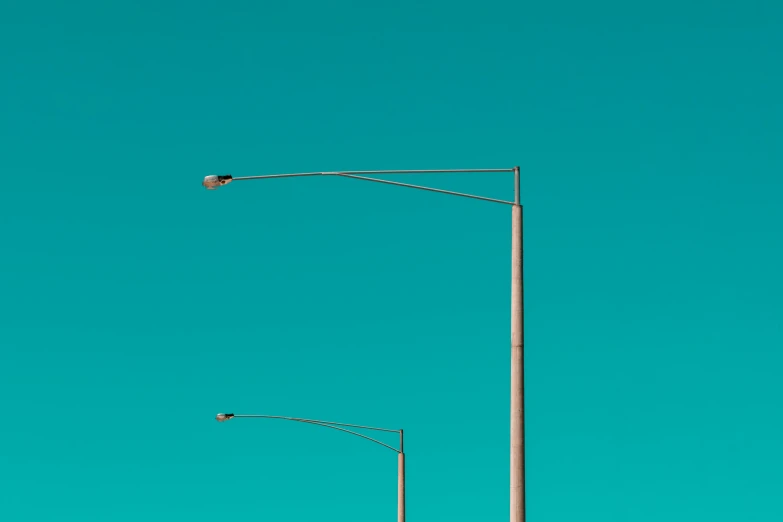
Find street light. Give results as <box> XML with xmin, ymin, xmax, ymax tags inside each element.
<box><xmin>215</xmin><ymin>413</ymin><xmax>405</xmax><ymax>522</ymax></box>
<box><xmin>203</xmin><ymin>168</ymin><xmax>525</xmax><ymax>522</ymax></box>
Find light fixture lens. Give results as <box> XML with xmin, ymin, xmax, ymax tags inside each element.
<box><xmin>203</xmin><ymin>175</ymin><xmax>233</xmax><ymax>190</ymax></box>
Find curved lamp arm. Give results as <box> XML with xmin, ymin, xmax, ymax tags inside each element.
<box><xmin>216</xmin><ymin>413</ymin><xmax>403</xmax><ymax>453</ymax></box>
<box><xmin>203</xmin><ymin>167</ymin><xmax>520</xmax><ymax>206</ymax></box>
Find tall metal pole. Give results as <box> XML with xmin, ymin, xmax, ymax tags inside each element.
<box><xmin>398</xmin><ymin>429</ymin><xmax>405</xmax><ymax>522</ymax></box>
<box><xmin>511</xmin><ymin>166</ymin><xmax>525</xmax><ymax>522</ymax></box>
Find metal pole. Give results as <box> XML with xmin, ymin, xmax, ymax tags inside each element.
<box><xmin>398</xmin><ymin>429</ymin><xmax>405</xmax><ymax>522</ymax></box>
<box><xmin>511</xmin><ymin>166</ymin><xmax>525</xmax><ymax>522</ymax></box>
<box><xmin>398</xmin><ymin>452</ymin><xmax>405</xmax><ymax>522</ymax></box>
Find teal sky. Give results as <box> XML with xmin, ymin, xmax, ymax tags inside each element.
<box><xmin>2</xmin><ymin>1</ymin><xmax>782</xmax><ymax>521</ymax></box>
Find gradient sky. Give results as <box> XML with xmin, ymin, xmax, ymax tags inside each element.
<box><xmin>1</xmin><ymin>1</ymin><xmax>782</xmax><ymax>521</ymax></box>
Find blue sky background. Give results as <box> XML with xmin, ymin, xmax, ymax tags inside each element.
<box><xmin>1</xmin><ymin>1</ymin><xmax>782</xmax><ymax>521</ymax></box>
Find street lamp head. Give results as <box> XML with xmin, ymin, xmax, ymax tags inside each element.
<box><xmin>203</xmin><ymin>174</ymin><xmax>233</xmax><ymax>190</ymax></box>
<box><xmin>215</xmin><ymin>413</ymin><xmax>235</xmax><ymax>422</ymax></box>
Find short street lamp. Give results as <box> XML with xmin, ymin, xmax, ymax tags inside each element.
<box><xmin>216</xmin><ymin>413</ymin><xmax>405</xmax><ymax>522</ymax></box>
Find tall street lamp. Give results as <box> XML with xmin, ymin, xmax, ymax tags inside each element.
<box><xmin>204</xmin><ymin>168</ymin><xmax>525</xmax><ymax>522</ymax></box>
<box><xmin>215</xmin><ymin>413</ymin><xmax>405</xmax><ymax>521</ymax></box>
